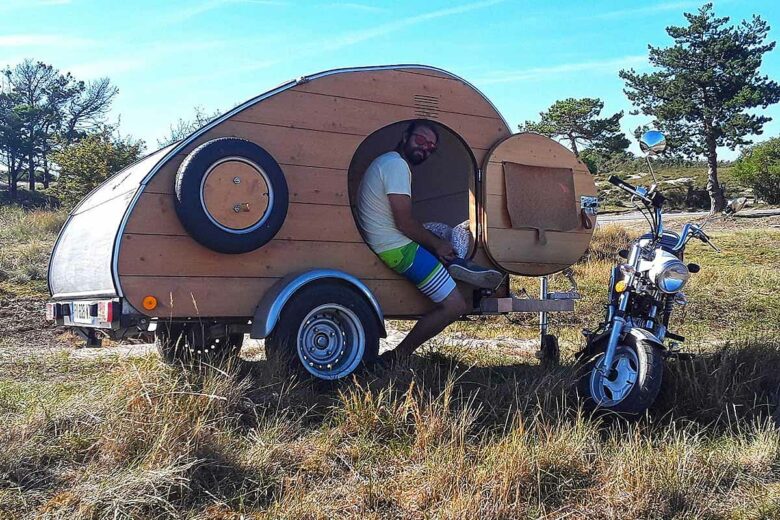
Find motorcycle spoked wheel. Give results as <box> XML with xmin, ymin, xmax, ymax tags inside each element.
<box><xmin>577</xmin><ymin>335</ymin><xmax>664</xmax><ymax>415</ymax></box>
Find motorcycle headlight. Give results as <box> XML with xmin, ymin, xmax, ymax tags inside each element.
<box><xmin>652</xmin><ymin>259</ymin><xmax>690</xmax><ymax>293</ymax></box>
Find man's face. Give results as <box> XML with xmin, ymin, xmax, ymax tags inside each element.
<box><xmin>403</xmin><ymin>126</ymin><xmax>438</xmax><ymax>165</ymax></box>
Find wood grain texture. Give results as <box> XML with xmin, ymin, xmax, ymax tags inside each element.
<box><xmin>235</xmin><ymin>89</ymin><xmax>507</xmax><ymax>150</ymax></box>
<box><xmin>119</xmin><ymin>235</ymin><xmax>388</xmax><ymax>278</ymax></box>
<box><xmin>294</xmin><ymin>68</ymin><xmax>506</xmax><ymax>121</ymax></box>
<box><xmin>480</xmin><ymin>133</ymin><xmax>596</xmax><ymax>275</ymax></box>
<box><xmin>121</xmin><ymin>275</ymin><xmax>436</xmax><ymax>318</ymax></box>
<box><xmin>125</xmin><ymin>192</ymin><xmax>364</xmax><ymax>242</ymax></box>
<box><xmin>120</xmin><ymin>67</ymin><xmax>509</xmax><ymax>318</ymax></box>
<box><xmin>201</xmin><ymin>160</ymin><xmax>270</xmax><ymax>229</ymax></box>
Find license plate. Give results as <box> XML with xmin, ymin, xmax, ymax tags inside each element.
<box><xmin>72</xmin><ymin>302</ymin><xmax>92</xmax><ymax>324</ymax></box>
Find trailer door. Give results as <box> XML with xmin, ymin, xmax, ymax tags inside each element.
<box><xmin>481</xmin><ymin>133</ymin><xmax>597</xmax><ymax>276</ymax></box>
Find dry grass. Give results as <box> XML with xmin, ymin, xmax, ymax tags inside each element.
<box><xmin>0</xmin><ymin>206</ymin><xmax>67</xmax><ymax>288</ymax></box>
<box><xmin>0</xmin><ymin>207</ymin><xmax>778</xmax><ymax>518</ymax></box>
<box><xmin>0</xmin><ymin>341</ymin><xmax>778</xmax><ymax>519</ymax></box>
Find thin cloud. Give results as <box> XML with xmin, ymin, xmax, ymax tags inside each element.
<box><xmin>216</xmin><ymin>0</ymin><xmax>505</xmax><ymax>77</ymax></box>
<box><xmin>0</xmin><ymin>0</ymin><xmax>71</xmax><ymax>11</ymax></box>
<box><xmin>66</xmin><ymin>40</ymin><xmax>230</xmax><ymax>79</ymax></box>
<box><xmin>67</xmin><ymin>57</ymin><xmax>148</xmax><ymax>78</ymax></box>
<box><xmin>586</xmin><ymin>1</ymin><xmax>705</xmax><ymax>21</ymax></box>
<box><xmin>323</xmin><ymin>3</ymin><xmax>388</xmax><ymax>13</ymax></box>
<box><xmin>310</xmin><ymin>0</ymin><xmax>505</xmax><ymax>52</ymax></box>
<box><xmin>163</xmin><ymin>0</ymin><xmax>288</xmax><ymax>25</ymax></box>
<box><xmin>476</xmin><ymin>55</ymin><xmax>647</xmax><ymax>85</ymax></box>
<box><xmin>0</xmin><ymin>34</ymin><xmax>92</xmax><ymax>48</ymax></box>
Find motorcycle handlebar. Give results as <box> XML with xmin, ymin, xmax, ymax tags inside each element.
<box><xmin>608</xmin><ymin>175</ymin><xmax>635</xmax><ymax>191</ymax></box>
<box><xmin>608</xmin><ymin>175</ymin><xmax>652</xmax><ymax>203</ymax></box>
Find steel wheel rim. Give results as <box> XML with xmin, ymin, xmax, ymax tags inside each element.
<box><xmin>590</xmin><ymin>347</ymin><xmax>639</xmax><ymax>407</ymax></box>
<box><xmin>297</xmin><ymin>304</ymin><xmax>365</xmax><ymax>380</ymax></box>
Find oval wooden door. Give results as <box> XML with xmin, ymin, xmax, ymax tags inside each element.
<box><xmin>481</xmin><ymin>133</ymin><xmax>598</xmax><ymax>276</ymax></box>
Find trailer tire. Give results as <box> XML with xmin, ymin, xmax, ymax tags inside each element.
<box><xmin>265</xmin><ymin>281</ymin><xmax>380</xmax><ymax>380</ymax></box>
<box><xmin>175</xmin><ymin>137</ymin><xmax>288</xmax><ymax>254</ymax></box>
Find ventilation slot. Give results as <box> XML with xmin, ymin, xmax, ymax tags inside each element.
<box><xmin>413</xmin><ymin>95</ymin><xmax>440</xmax><ymax>119</ymax></box>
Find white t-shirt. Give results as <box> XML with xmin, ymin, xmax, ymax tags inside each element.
<box><xmin>357</xmin><ymin>151</ymin><xmax>413</xmax><ymax>253</ymax></box>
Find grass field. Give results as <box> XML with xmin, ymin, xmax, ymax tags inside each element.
<box><xmin>0</xmin><ymin>206</ymin><xmax>778</xmax><ymax>519</ymax></box>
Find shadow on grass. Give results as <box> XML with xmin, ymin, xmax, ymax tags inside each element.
<box><xmin>233</xmin><ymin>334</ymin><xmax>780</xmax><ymax>431</ymax></box>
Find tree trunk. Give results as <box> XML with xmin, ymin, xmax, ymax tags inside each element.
<box><xmin>705</xmin><ymin>137</ymin><xmax>726</xmax><ymax>213</ymax></box>
<box><xmin>42</xmin><ymin>153</ymin><xmax>49</xmax><ymax>189</ymax></box>
<box><xmin>567</xmin><ymin>134</ymin><xmax>579</xmax><ymax>157</ymax></box>
<box><xmin>28</xmin><ymin>154</ymin><xmax>35</xmax><ymax>191</ymax></box>
<box><xmin>7</xmin><ymin>166</ymin><xmax>15</xmax><ymax>200</ymax></box>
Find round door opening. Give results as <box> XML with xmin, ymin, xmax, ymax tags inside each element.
<box><xmin>347</xmin><ymin>119</ymin><xmax>478</xmax><ymax>259</ymax></box>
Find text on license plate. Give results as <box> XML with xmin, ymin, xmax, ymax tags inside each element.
<box><xmin>72</xmin><ymin>302</ymin><xmax>92</xmax><ymax>323</ymax></box>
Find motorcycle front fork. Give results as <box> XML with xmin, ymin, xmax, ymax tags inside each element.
<box><xmin>601</xmin><ymin>291</ymin><xmax>630</xmax><ymax>376</ymax></box>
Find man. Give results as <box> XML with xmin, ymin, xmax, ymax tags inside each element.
<box><xmin>357</xmin><ymin>120</ymin><xmax>502</xmax><ymax>363</ymax></box>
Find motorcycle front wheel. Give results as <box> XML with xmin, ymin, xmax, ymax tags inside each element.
<box><xmin>577</xmin><ymin>335</ymin><xmax>664</xmax><ymax>415</ymax></box>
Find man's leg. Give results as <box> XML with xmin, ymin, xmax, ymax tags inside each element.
<box><xmin>392</xmin><ymin>287</ymin><xmax>467</xmax><ymax>358</ymax></box>
<box><xmin>377</xmin><ymin>242</ymin><xmax>468</xmax><ymax>362</ymax></box>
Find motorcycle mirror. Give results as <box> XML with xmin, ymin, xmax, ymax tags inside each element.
<box><xmin>639</xmin><ymin>130</ymin><xmax>667</xmax><ymax>156</ymax></box>
<box><xmin>618</xmin><ymin>249</ymin><xmax>629</xmax><ymax>259</ymax></box>
<box><xmin>724</xmin><ymin>197</ymin><xmax>748</xmax><ymax>215</ymax></box>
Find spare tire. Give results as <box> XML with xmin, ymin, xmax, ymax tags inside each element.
<box><xmin>174</xmin><ymin>137</ymin><xmax>288</xmax><ymax>254</ymax></box>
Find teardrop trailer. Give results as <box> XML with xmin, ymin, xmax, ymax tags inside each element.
<box><xmin>45</xmin><ymin>65</ymin><xmax>599</xmax><ymax>380</ymax></box>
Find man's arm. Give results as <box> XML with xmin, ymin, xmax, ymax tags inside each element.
<box><xmin>388</xmin><ymin>194</ymin><xmax>455</xmax><ymax>261</ymax></box>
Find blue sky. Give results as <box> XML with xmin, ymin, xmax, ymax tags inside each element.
<box><xmin>1</xmin><ymin>0</ymin><xmax>779</xmax><ymax>159</ymax></box>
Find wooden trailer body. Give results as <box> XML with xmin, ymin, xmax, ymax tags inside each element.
<box><xmin>48</xmin><ymin>65</ymin><xmax>597</xmax><ymax>327</ymax></box>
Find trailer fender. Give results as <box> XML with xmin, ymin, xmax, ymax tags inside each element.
<box><xmin>250</xmin><ymin>269</ymin><xmax>386</xmax><ymax>339</ymax></box>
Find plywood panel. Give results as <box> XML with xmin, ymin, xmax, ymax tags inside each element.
<box><xmin>118</xmin><ymin>235</ymin><xmax>390</xmax><ymax>279</ymax></box>
<box><xmin>294</xmin><ymin>68</ymin><xmax>505</xmax><ymax>121</ymax></box>
<box><xmin>121</xmin><ymin>274</ymin><xmax>437</xmax><ymax>318</ymax></box>
<box><xmin>235</xmin><ymin>89</ymin><xmax>508</xmax><ymax>151</ymax></box>
<box><xmin>194</xmin><ymin>120</ymin><xmax>364</xmax><ymax>170</ymax></box>
<box><xmin>486</xmin><ymin>132</ymin><xmax>582</xmax><ymax>167</ymax></box>
<box><xmin>121</xmin><ymin>276</ymin><xmax>278</xmax><ymax>317</ymax></box>
<box><xmin>485</xmin><ymin>227</ymin><xmax>591</xmax><ymax>265</ymax></box>
<box><xmin>125</xmin><ymin>192</ymin><xmax>364</xmax><ymax>242</ymax></box>
<box><xmin>367</xmin><ymin>279</ymin><xmax>433</xmax><ymax>317</ymax></box>
<box><xmin>146</xmin><ymin>160</ymin><xmax>350</xmax><ymax>206</ymax></box>
<box><xmin>481</xmin><ymin>133</ymin><xmax>596</xmax><ymax>275</ymax></box>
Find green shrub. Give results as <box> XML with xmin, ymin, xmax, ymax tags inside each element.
<box><xmin>734</xmin><ymin>137</ymin><xmax>780</xmax><ymax>204</ymax></box>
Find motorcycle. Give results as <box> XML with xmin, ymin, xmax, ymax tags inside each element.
<box><xmin>577</xmin><ymin>130</ymin><xmax>746</xmax><ymax>414</ymax></box>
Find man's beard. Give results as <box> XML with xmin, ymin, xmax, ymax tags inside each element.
<box><xmin>405</xmin><ymin>146</ymin><xmax>427</xmax><ymax>165</ymax></box>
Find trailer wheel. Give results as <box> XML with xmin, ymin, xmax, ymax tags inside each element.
<box><xmin>264</xmin><ymin>282</ymin><xmax>380</xmax><ymax>380</ymax></box>
<box><xmin>156</xmin><ymin>322</ymin><xmax>243</xmax><ymax>367</ymax></box>
<box><xmin>175</xmin><ymin>137</ymin><xmax>288</xmax><ymax>254</ymax></box>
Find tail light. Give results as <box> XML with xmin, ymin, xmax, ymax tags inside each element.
<box><xmin>97</xmin><ymin>301</ymin><xmax>115</xmax><ymax>322</ymax></box>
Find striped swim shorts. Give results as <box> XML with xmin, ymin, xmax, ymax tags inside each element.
<box><xmin>377</xmin><ymin>242</ymin><xmax>456</xmax><ymax>303</ymax></box>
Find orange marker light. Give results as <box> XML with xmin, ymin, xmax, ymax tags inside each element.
<box><xmin>142</xmin><ymin>295</ymin><xmax>158</xmax><ymax>310</ymax></box>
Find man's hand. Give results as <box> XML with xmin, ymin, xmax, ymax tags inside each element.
<box><xmin>433</xmin><ymin>239</ymin><xmax>456</xmax><ymax>263</ymax></box>
<box><xmin>388</xmin><ymin>194</ymin><xmax>455</xmax><ymax>261</ymax></box>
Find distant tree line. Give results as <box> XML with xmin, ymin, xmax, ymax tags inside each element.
<box><xmin>521</xmin><ymin>3</ymin><xmax>780</xmax><ymax>212</ymax></box>
<box><xmin>0</xmin><ymin>59</ymin><xmax>144</xmax><ymax>205</ymax></box>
